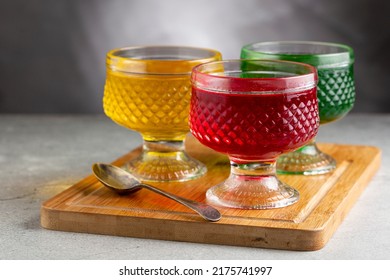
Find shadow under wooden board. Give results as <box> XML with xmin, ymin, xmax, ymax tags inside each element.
<box><xmin>41</xmin><ymin>136</ymin><xmax>381</xmax><ymax>251</ymax></box>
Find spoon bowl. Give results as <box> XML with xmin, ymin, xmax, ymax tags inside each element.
<box><xmin>92</xmin><ymin>163</ymin><xmax>221</xmax><ymax>222</ymax></box>
<box><xmin>92</xmin><ymin>163</ymin><xmax>142</xmax><ymax>195</ymax></box>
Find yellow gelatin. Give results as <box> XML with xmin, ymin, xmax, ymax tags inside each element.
<box><xmin>104</xmin><ymin>70</ymin><xmax>191</xmax><ymax>141</ymax></box>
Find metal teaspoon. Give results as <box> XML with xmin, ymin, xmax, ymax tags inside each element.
<box><xmin>92</xmin><ymin>163</ymin><xmax>221</xmax><ymax>222</ymax></box>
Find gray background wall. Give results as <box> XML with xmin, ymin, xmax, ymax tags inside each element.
<box><xmin>1</xmin><ymin>0</ymin><xmax>389</xmax><ymax>114</ymax></box>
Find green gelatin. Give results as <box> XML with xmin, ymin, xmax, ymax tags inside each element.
<box><xmin>317</xmin><ymin>66</ymin><xmax>355</xmax><ymax>124</ymax></box>
<box><xmin>241</xmin><ymin>41</ymin><xmax>356</xmax><ymax>124</ymax></box>
<box><xmin>241</xmin><ymin>41</ymin><xmax>355</xmax><ymax>175</ymax></box>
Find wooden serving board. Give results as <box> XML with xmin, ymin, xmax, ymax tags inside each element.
<box><xmin>41</xmin><ymin>136</ymin><xmax>381</xmax><ymax>251</ymax></box>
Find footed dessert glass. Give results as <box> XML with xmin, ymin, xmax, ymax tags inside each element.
<box><xmin>241</xmin><ymin>41</ymin><xmax>355</xmax><ymax>175</ymax></box>
<box><xmin>104</xmin><ymin>46</ymin><xmax>221</xmax><ymax>181</ymax></box>
<box><xmin>190</xmin><ymin>60</ymin><xmax>319</xmax><ymax>209</ymax></box>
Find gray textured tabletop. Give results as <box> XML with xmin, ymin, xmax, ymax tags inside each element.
<box><xmin>0</xmin><ymin>114</ymin><xmax>389</xmax><ymax>260</ymax></box>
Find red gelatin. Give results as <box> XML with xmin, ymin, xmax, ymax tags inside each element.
<box><xmin>190</xmin><ymin>87</ymin><xmax>319</xmax><ymax>162</ymax></box>
<box><xmin>189</xmin><ymin>59</ymin><xmax>319</xmax><ymax>209</ymax></box>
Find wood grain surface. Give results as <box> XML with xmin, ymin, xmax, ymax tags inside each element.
<box><xmin>41</xmin><ymin>136</ymin><xmax>381</xmax><ymax>251</ymax></box>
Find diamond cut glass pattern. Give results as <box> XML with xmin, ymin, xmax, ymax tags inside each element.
<box><xmin>104</xmin><ymin>75</ymin><xmax>190</xmax><ymax>140</ymax></box>
<box><xmin>241</xmin><ymin>41</ymin><xmax>355</xmax><ymax>175</ymax></box>
<box><xmin>190</xmin><ymin>60</ymin><xmax>319</xmax><ymax>209</ymax></box>
<box><xmin>191</xmin><ymin>94</ymin><xmax>319</xmax><ymax>161</ymax></box>
<box><xmin>103</xmin><ymin>46</ymin><xmax>221</xmax><ymax>182</ymax></box>
<box><xmin>318</xmin><ymin>66</ymin><xmax>355</xmax><ymax>124</ymax></box>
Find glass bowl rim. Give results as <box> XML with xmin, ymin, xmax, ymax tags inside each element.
<box><xmin>241</xmin><ymin>41</ymin><xmax>354</xmax><ymax>68</ymax></box>
<box><xmin>191</xmin><ymin>59</ymin><xmax>318</xmax><ymax>94</ymax></box>
<box><xmin>106</xmin><ymin>45</ymin><xmax>222</xmax><ymax>75</ymax></box>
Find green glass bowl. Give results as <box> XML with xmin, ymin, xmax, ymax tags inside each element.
<box><xmin>241</xmin><ymin>41</ymin><xmax>355</xmax><ymax>124</ymax></box>
<box><xmin>241</xmin><ymin>41</ymin><xmax>356</xmax><ymax>175</ymax></box>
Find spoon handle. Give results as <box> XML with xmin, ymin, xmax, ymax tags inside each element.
<box><xmin>139</xmin><ymin>184</ymin><xmax>221</xmax><ymax>222</ymax></box>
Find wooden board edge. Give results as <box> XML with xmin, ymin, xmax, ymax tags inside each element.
<box><xmin>308</xmin><ymin>146</ymin><xmax>382</xmax><ymax>247</ymax></box>
<box><xmin>40</xmin><ymin>204</ymin><xmax>329</xmax><ymax>251</ymax></box>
